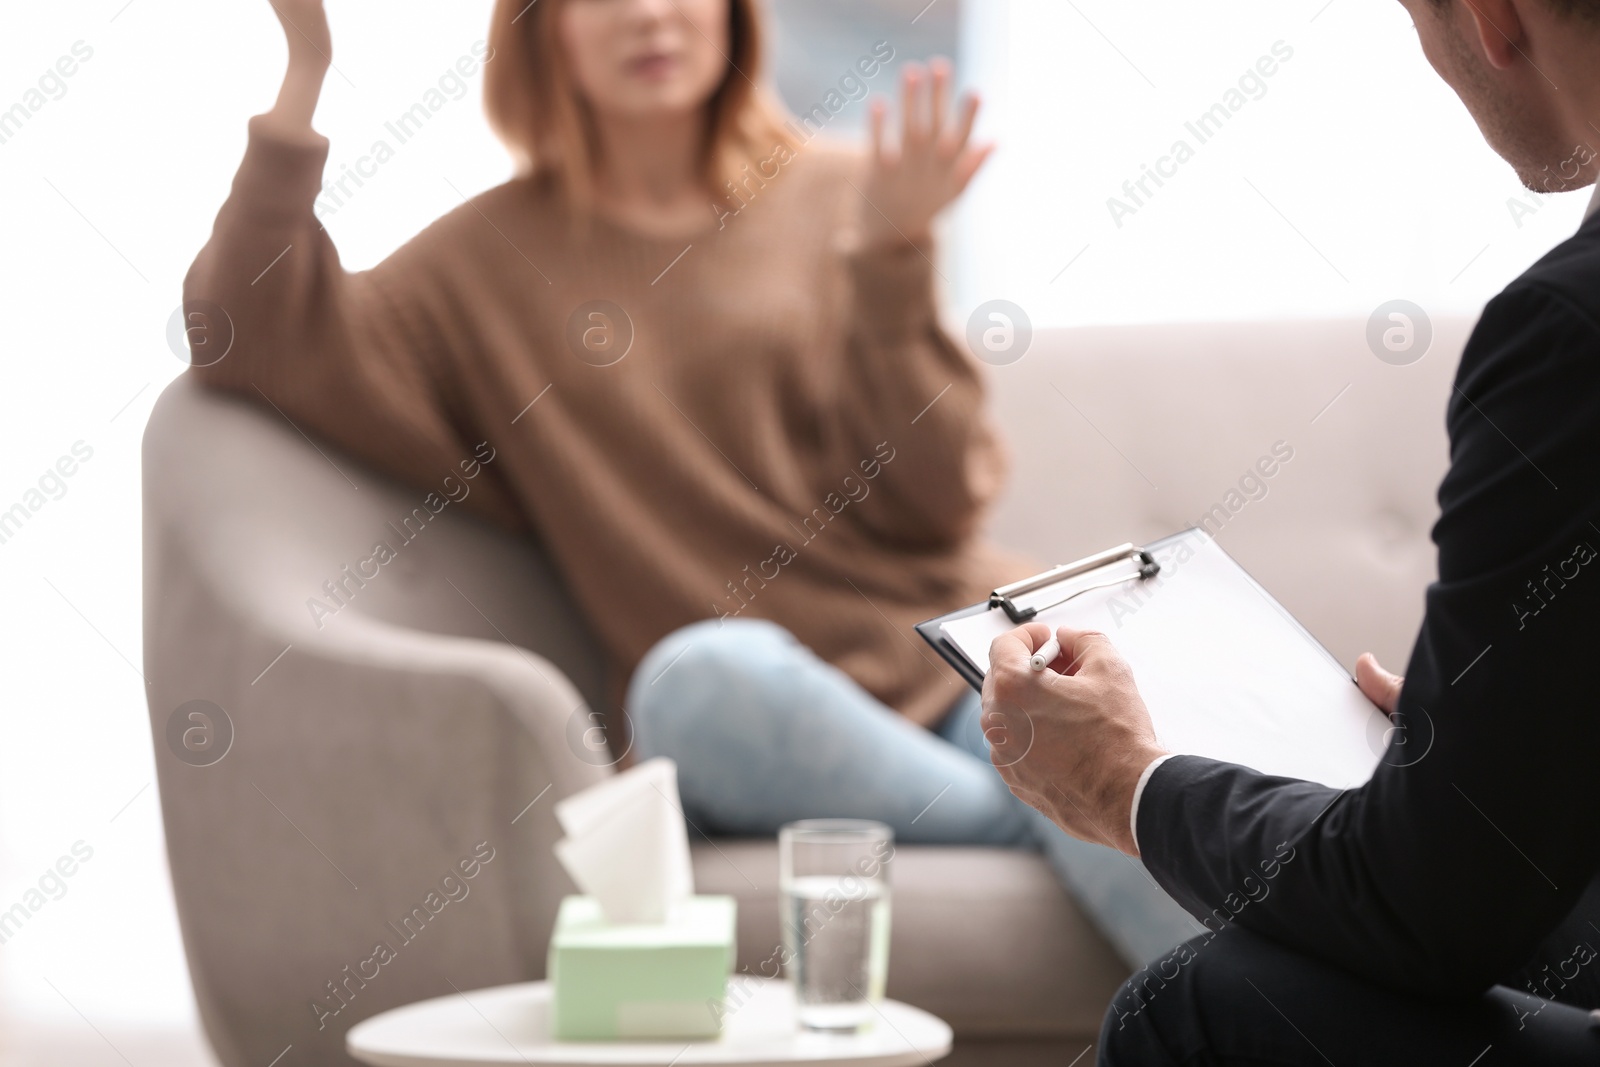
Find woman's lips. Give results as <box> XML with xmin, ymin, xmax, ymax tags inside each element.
<box><xmin>627</xmin><ymin>53</ymin><xmax>677</xmax><ymax>80</ymax></box>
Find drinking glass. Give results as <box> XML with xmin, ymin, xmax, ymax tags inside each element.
<box><xmin>778</xmin><ymin>819</ymin><xmax>893</xmax><ymax>1032</ymax></box>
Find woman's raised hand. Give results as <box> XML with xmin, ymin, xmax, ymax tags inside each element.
<box><xmin>858</xmin><ymin>58</ymin><xmax>993</xmax><ymax>251</ymax></box>
<box><xmin>269</xmin><ymin>0</ymin><xmax>333</xmax><ymax>70</ymax></box>
<box><xmin>263</xmin><ymin>0</ymin><xmax>332</xmax><ymax>132</ymax></box>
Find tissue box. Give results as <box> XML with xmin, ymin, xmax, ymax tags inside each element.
<box><xmin>549</xmin><ymin>894</ymin><xmax>737</xmax><ymax>1040</ymax></box>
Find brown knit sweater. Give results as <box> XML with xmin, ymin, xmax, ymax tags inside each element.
<box><xmin>187</xmin><ymin>116</ymin><xmax>1033</xmax><ymax>727</ymax></box>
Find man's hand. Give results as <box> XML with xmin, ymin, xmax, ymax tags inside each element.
<box><xmin>1355</xmin><ymin>652</ymin><xmax>1404</xmax><ymax>716</ymax></box>
<box><xmin>981</xmin><ymin>624</ymin><xmax>1168</xmax><ymax>856</ymax></box>
<box><xmin>857</xmin><ymin>58</ymin><xmax>993</xmax><ymax>251</ymax></box>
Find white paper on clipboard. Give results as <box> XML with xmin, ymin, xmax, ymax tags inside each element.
<box><xmin>940</xmin><ymin>530</ymin><xmax>1387</xmax><ymax>789</ymax></box>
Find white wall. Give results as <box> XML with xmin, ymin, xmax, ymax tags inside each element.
<box><xmin>0</xmin><ymin>0</ymin><xmax>506</xmax><ymax>1033</ymax></box>
<box><xmin>0</xmin><ymin>0</ymin><xmax>1590</xmax><ymax>1037</ymax></box>
<box><xmin>952</xmin><ymin>0</ymin><xmax>1592</xmax><ymax>328</ymax></box>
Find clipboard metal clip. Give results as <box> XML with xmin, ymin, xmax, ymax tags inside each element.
<box><xmin>988</xmin><ymin>542</ymin><xmax>1161</xmax><ymax>624</ymax></box>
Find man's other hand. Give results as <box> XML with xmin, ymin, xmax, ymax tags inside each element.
<box><xmin>1356</xmin><ymin>652</ymin><xmax>1404</xmax><ymax>716</ymax></box>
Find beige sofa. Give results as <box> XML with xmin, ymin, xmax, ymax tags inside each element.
<box><xmin>142</xmin><ymin>316</ymin><xmax>1471</xmax><ymax>1066</ymax></box>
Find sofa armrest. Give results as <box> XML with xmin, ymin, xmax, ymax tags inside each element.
<box><xmin>147</xmin><ymin>572</ymin><xmax>604</xmax><ymax>1065</ymax></box>
<box><xmin>143</xmin><ymin>377</ymin><xmax>610</xmax><ymax>1066</ymax></box>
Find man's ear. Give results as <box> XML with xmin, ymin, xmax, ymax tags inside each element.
<box><xmin>1462</xmin><ymin>0</ymin><xmax>1525</xmax><ymax>70</ymax></box>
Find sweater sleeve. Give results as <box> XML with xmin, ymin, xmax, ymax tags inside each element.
<box><xmin>832</xmin><ymin>240</ymin><xmax>1007</xmax><ymax>551</ymax></box>
<box><xmin>1133</xmin><ymin>283</ymin><xmax>1600</xmax><ymax>997</ymax></box>
<box><xmin>183</xmin><ymin>116</ymin><xmax>520</xmax><ymax>525</ymax></box>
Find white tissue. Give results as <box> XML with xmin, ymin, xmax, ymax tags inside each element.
<box><xmin>552</xmin><ymin>757</ymin><xmax>695</xmax><ymax>925</ymax></box>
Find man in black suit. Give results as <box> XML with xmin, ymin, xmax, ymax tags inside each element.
<box><xmin>981</xmin><ymin>0</ymin><xmax>1600</xmax><ymax>1062</ymax></box>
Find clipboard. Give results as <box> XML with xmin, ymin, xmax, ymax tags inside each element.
<box><xmin>917</xmin><ymin>528</ymin><xmax>1388</xmax><ymax>789</ymax></box>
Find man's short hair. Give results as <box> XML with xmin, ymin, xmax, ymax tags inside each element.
<box><xmin>1538</xmin><ymin>0</ymin><xmax>1600</xmax><ymax>16</ymax></box>
<box><xmin>1430</xmin><ymin>0</ymin><xmax>1600</xmax><ymax>20</ymax></box>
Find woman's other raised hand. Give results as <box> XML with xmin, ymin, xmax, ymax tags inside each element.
<box><xmin>858</xmin><ymin>57</ymin><xmax>994</xmax><ymax>251</ymax></box>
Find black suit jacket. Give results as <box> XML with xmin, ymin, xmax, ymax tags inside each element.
<box><xmin>1137</xmin><ymin>207</ymin><xmax>1600</xmax><ymax>1002</ymax></box>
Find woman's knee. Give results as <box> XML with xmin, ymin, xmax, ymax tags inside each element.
<box><xmin>629</xmin><ymin>617</ymin><xmax>804</xmax><ymax>754</ymax></box>
<box><xmin>633</xmin><ymin>618</ymin><xmax>798</xmax><ymax>697</ymax></box>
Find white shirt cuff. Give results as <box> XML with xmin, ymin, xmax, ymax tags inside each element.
<box><xmin>1129</xmin><ymin>753</ymin><xmax>1178</xmax><ymax>855</ymax></box>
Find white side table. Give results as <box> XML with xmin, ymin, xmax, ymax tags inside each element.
<box><xmin>346</xmin><ymin>978</ymin><xmax>952</xmax><ymax>1067</ymax></box>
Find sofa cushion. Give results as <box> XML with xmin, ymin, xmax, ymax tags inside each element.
<box><xmin>692</xmin><ymin>841</ymin><xmax>1129</xmax><ymax>1038</ymax></box>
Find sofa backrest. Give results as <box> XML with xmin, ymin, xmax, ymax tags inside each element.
<box><xmin>981</xmin><ymin>318</ymin><xmax>1475</xmax><ymax>674</ymax></box>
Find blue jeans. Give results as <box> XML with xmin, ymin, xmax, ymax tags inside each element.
<box><xmin>628</xmin><ymin>617</ymin><xmax>1205</xmax><ymax>968</ymax></box>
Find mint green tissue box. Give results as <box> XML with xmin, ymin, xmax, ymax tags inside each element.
<box><xmin>548</xmin><ymin>895</ymin><xmax>737</xmax><ymax>1040</ymax></box>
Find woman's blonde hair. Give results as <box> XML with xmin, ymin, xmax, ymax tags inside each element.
<box><xmin>483</xmin><ymin>0</ymin><xmax>796</xmax><ymax>212</ymax></box>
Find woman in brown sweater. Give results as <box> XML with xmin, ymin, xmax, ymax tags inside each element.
<box><xmin>188</xmin><ymin>0</ymin><xmax>1194</xmax><ymax>966</ymax></box>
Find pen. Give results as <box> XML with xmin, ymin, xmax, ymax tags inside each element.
<box><xmin>1030</xmin><ymin>635</ymin><xmax>1061</xmax><ymax>671</ymax></box>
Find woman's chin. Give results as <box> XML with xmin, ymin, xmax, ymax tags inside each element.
<box><xmin>599</xmin><ymin>90</ymin><xmax>714</xmax><ymax>124</ymax></box>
